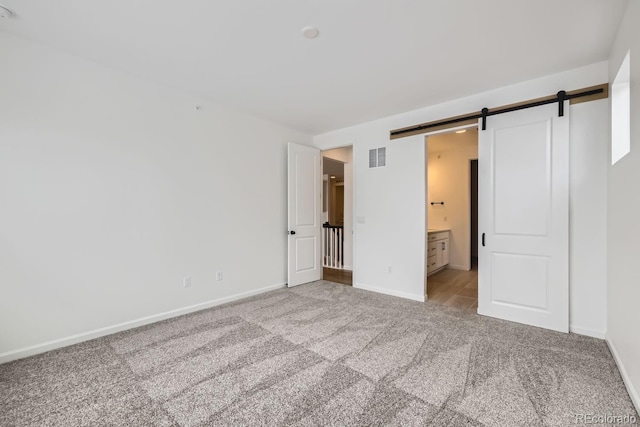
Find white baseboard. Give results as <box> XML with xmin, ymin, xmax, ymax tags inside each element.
<box><xmin>569</xmin><ymin>325</ymin><xmax>606</xmax><ymax>339</ymax></box>
<box><xmin>448</xmin><ymin>264</ymin><xmax>471</xmax><ymax>271</ymax></box>
<box><xmin>354</xmin><ymin>283</ymin><xmax>425</xmax><ymax>302</ymax></box>
<box><xmin>0</xmin><ymin>282</ymin><xmax>286</xmax><ymax>365</ymax></box>
<box><xmin>606</xmin><ymin>336</ymin><xmax>640</xmax><ymax>414</ymax></box>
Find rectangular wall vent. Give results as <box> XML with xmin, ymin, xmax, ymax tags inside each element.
<box><xmin>369</xmin><ymin>149</ymin><xmax>377</xmax><ymax>168</ymax></box>
<box><xmin>369</xmin><ymin>147</ymin><xmax>387</xmax><ymax>168</ymax></box>
<box><xmin>377</xmin><ymin>147</ymin><xmax>386</xmax><ymax>167</ymax></box>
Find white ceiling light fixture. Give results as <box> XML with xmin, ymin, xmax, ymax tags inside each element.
<box><xmin>301</xmin><ymin>26</ymin><xmax>319</xmax><ymax>39</ymax></box>
<box><xmin>455</xmin><ymin>129</ymin><xmax>467</xmax><ymax>134</ymax></box>
<box><xmin>0</xmin><ymin>5</ymin><xmax>15</xmax><ymax>18</ymax></box>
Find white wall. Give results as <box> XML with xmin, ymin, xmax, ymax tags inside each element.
<box><xmin>314</xmin><ymin>61</ymin><xmax>610</xmax><ymax>334</ymax></box>
<box><xmin>427</xmin><ymin>131</ymin><xmax>478</xmax><ymax>270</ymax></box>
<box><xmin>0</xmin><ymin>32</ymin><xmax>311</xmax><ymax>361</ymax></box>
<box><xmin>318</xmin><ymin>126</ymin><xmax>426</xmax><ymax>301</ymax></box>
<box><xmin>607</xmin><ymin>0</ymin><xmax>640</xmax><ymax>412</ymax></box>
<box><xmin>568</xmin><ymin>100</ymin><xmax>608</xmax><ymax>338</ymax></box>
<box><xmin>322</xmin><ymin>147</ymin><xmax>354</xmax><ymax>270</ymax></box>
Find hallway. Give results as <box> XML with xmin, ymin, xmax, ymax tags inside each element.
<box><xmin>323</xmin><ymin>267</ymin><xmax>352</xmax><ymax>286</ymax></box>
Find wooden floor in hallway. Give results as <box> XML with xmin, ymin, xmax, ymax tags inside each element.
<box><xmin>323</xmin><ymin>267</ymin><xmax>352</xmax><ymax>286</ymax></box>
<box><xmin>427</xmin><ymin>260</ymin><xmax>478</xmax><ymax>311</ymax></box>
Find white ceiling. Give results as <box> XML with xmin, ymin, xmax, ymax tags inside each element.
<box><xmin>0</xmin><ymin>0</ymin><xmax>628</xmax><ymax>135</ymax></box>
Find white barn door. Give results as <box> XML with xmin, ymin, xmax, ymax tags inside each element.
<box><xmin>478</xmin><ymin>104</ymin><xmax>569</xmax><ymax>332</ymax></box>
<box><xmin>287</xmin><ymin>142</ymin><xmax>322</xmax><ymax>287</ymax></box>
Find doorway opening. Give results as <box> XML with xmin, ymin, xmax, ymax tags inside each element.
<box><xmin>321</xmin><ymin>146</ymin><xmax>353</xmax><ymax>286</ymax></box>
<box><xmin>470</xmin><ymin>159</ymin><xmax>479</xmax><ymax>269</ymax></box>
<box><xmin>425</xmin><ymin>128</ymin><xmax>478</xmax><ymax>310</ymax></box>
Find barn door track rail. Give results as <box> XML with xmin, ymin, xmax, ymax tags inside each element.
<box><xmin>390</xmin><ymin>83</ymin><xmax>608</xmax><ymax>140</ymax></box>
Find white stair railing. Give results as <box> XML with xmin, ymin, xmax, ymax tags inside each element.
<box><xmin>322</xmin><ymin>225</ymin><xmax>343</xmax><ymax>269</ymax></box>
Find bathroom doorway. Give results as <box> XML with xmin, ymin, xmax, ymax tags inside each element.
<box><xmin>470</xmin><ymin>159</ymin><xmax>479</xmax><ymax>269</ymax></box>
<box><xmin>425</xmin><ymin>129</ymin><xmax>478</xmax><ymax>310</ymax></box>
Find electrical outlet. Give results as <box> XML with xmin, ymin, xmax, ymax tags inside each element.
<box><xmin>216</xmin><ymin>271</ymin><xmax>223</xmax><ymax>281</ymax></box>
<box><xmin>183</xmin><ymin>276</ymin><xmax>192</xmax><ymax>288</ymax></box>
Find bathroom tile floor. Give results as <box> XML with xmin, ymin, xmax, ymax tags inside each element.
<box><xmin>427</xmin><ymin>259</ymin><xmax>478</xmax><ymax>311</ymax></box>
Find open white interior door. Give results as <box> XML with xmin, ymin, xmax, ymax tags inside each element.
<box><xmin>287</xmin><ymin>142</ymin><xmax>322</xmax><ymax>287</ymax></box>
<box><xmin>478</xmin><ymin>104</ymin><xmax>569</xmax><ymax>332</ymax></box>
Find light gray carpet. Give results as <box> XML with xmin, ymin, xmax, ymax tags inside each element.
<box><xmin>1</xmin><ymin>281</ymin><xmax>638</xmax><ymax>426</ymax></box>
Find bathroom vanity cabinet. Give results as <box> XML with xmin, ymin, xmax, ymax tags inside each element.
<box><xmin>427</xmin><ymin>229</ymin><xmax>450</xmax><ymax>275</ymax></box>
